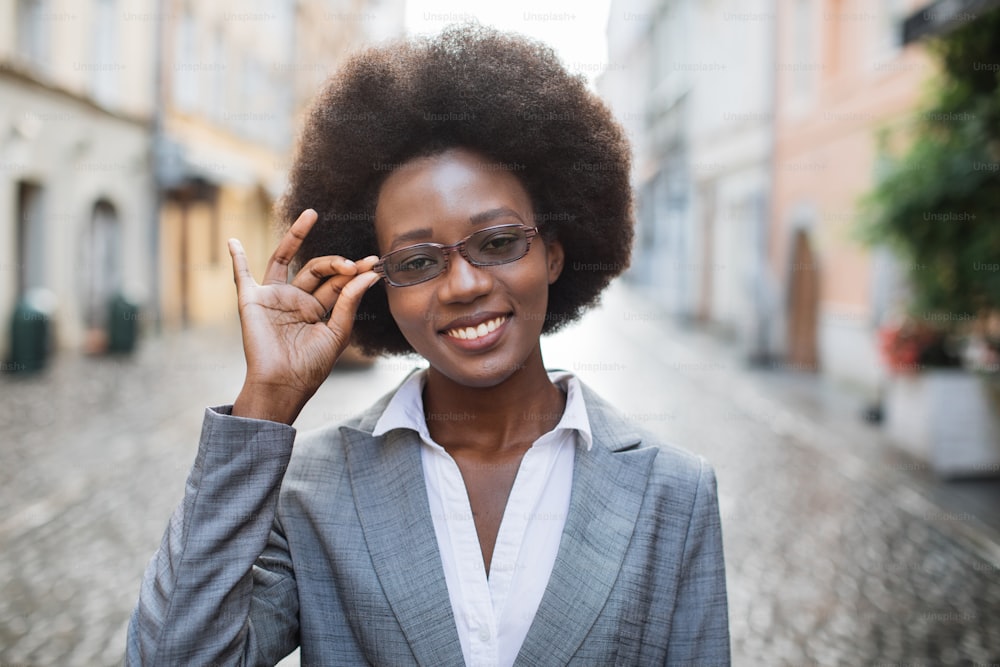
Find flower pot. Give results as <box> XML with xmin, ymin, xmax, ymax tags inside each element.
<box><xmin>885</xmin><ymin>370</ymin><xmax>1000</xmax><ymax>478</ymax></box>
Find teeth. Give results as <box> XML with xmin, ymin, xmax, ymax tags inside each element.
<box><xmin>446</xmin><ymin>316</ymin><xmax>507</xmax><ymax>341</ymax></box>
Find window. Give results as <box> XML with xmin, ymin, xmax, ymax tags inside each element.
<box><xmin>92</xmin><ymin>0</ymin><xmax>118</xmax><ymax>106</ymax></box>
<box><xmin>16</xmin><ymin>181</ymin><xmax>47</xmax><ymax>296</ymax></box>
<box><xmin>211</xmin><ymin>27</ymin><xmax>226</xmax><ymax>122</ymax></box>
<box><xmin>172</xmin><ymin>6</ymin><xmax>198</xmax><ymax>111</ymax></box>
<box><xmin>791</xmin><ymin>0</ymin><xmax>816</xmax><ymax>99</ymax></box>
<box><xmin>874</xmin><ymin>0</ymin><xmax>908</xmax><ymax>58</ymax></box>
<box><xmin>16</xmin><ymin>0</ymin><xmax>49</xmax><ymax>70</ymax></box>
<box><xmin>79</xmin><ymin>200</ymin><xmax>122</xmax><ymax>328</ymax></box>
<box><xmin>824</xmin><ymin>0</ymin><xmax>843</xmax><ymax>78</ymax></box>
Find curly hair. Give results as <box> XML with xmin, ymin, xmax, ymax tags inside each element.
<box><xmin>277</xmin><ymin>24</ymin><xmax>633</xmax><ymax>356</ymax></box>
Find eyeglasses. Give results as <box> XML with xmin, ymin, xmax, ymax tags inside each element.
<box><xmin>374</xmin><ymin>224</ymin><xmax>538</xmax><ymax>287</ymax></box>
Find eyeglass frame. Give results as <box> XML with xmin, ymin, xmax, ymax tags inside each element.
<box><xmin>373</xmin><ymin>223</ymin><xmax>539</xmax><ymax>287</ymax></box>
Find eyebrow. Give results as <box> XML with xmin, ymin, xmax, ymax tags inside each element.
<box><xmin>469</xmin><ymin>207</ymin><xmax>524</xmax><ymax>226</ymax></box>
<box><xmin>388</xmin><ymin>207</ymin><xmax>525</xmax><ymax>250</ymax></box>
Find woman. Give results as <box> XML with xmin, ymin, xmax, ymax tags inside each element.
<box><xmin>128</xmin><ymin>25</ymin><xmax>730</xmax><ymax>666</ymax></box>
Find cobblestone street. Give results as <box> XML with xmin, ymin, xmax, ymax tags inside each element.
<box><xmin>2</xmin><ymin>283</ymin><xmax>999</xmax><ymax>666</ymax></box>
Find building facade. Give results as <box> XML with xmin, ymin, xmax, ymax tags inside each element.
<box><xmin>770</xmin><ymin>0</ymin><xmax>931</xmax><ymax>388</ymax></box>
<box><xmin>601</xmin><ymin>0</ymin><xmax>776</xmax><ymax>359</ymax></box>
<box><xmin>0</xmin><ymin>0</ymin><xmax>404</xmax><ymax>362</ymax></box>
<box><xmin>602</xmin><ymin>0</ymin><xmax>942</xmax><ymax>393</ymax></box>
<box><xmin>0</xmin><ymin>0</ymin><xmax>157</xmax><ymax>355</ymax></box>
<box><xmin>155</xmin><ymin>0</ymin><xmax>404</xmax><ymax>330</ymax></box>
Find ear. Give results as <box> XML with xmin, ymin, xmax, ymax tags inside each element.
<box><xmin>544</xmin><ymin>238</ymin><xmax>565</xmax><ymax>284</ymax></box>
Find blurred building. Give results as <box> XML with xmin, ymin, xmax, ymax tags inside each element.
<box><xmin>600</xmin><ymin>0</ymin><xmax>776</xmax><ymax>359</ymax></box>
<box><xmin>0</xmin><ymin>0</ymin><xmax>404</xmax><ymax>360</ymax></box>
<box><xmin>770</xmin><ymin>0</ymin><xmax>931</xmax><ymax>390</ymax></box>
<box><xmin>602</xmin><ymin>0</ymin><xmax>942</xmax><ymax>393</ymax></box>
<box><xmin>0</xmin><ymin>0</ymin><xmax>157</xmax><ymax>354</ymax></box>
<box><xmin>156</xmin><ymin>0</ymin><xmax>404</xmax><ymax>330</ymax></box>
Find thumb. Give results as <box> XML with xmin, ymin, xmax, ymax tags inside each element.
<box><xmin>229</xmin><ymin>238</ymin><xmax>256</xmax><ymax>294</ymax></box>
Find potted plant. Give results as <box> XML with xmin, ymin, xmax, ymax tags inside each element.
<box><xmin>875</xmin><ymin>315</ymin><xmax>1000</xmax><ymax>477</ymax></box>
<box><xmin>859</xmin><ymin>9</ymin><xmax>1000</xmax><ymax>477</ymax></box>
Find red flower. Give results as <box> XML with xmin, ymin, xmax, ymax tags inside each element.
<box><xmin>878</xmin><ymin>321</ymin><xmax>936</xmax><ymax>375</ymax></box>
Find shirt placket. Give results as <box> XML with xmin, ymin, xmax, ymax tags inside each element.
<box><xmin>438</xmin><ymin>451</ymin><xmax>500</xmax><ymax>667</ymax></box>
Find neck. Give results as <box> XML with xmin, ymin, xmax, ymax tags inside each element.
<box><xmin>422</xmin><ymin>348</ymin><xmax>566</xmax><ymax>456</ymax></box>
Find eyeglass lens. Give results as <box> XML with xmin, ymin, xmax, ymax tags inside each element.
<box><xmin>384</xmin><ymin>226</ymin><xmax>530</xmax><ymax>286</ymax></box>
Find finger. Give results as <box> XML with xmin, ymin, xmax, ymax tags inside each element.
<box><xmin>327</xmin><ymin>271</ymin><xmax>382</xmax><ymax>339</ymax></box>
<box><xmin>311</xmin><ymin>273</ymin><xmax>355</xmax><ymax>313</ymax></box>
<box><xmin>307</xmin><ymin>255</ymin><xmax>380</xmax><ymax>308</ymax></box>
<box><xmin>290</xmin><ymin>255</ymin><xmax>358</xmax><ymax>293</ymax></box>
<box><xmin>354</xmin><ymin>255</ymin><xmax>380</xmax><ymax>273</ymax></box>
<box><xmin>263</xmin><ymin>209</ymin><xmax>318</xmax><ymax>285</ymax></box>
<box><xmin>228</xmin><ymin>238</ymin><xmax>257</xmax><ymax>294</ymax></box>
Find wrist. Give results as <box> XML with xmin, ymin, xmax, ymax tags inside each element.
<box><xmin>232</xmin><ymin>383</ymin><xmax>309</xmax><ymax>425</ymax></box>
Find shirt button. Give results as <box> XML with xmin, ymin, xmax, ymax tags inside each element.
<box><xmin>478</xmin><ymin>626</ymin><xmax>491</xmax><ymax>642</ymax></box>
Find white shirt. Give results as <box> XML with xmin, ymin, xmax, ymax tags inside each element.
<box><xmin>372</xmin><ymin>369</ymin><xmax>592</xmax><ymax>667</ymax></box>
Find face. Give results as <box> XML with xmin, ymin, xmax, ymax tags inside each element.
<box><xmin>374</xmin><ymin>147</ymin><xmax>564</xmax><ymax>388</ymax></box>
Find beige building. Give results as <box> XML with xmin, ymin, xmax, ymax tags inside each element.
<box><xmin>771</xmin><ymin>0</ymin><xmax>932</xmax><ymax>388</ymax></box>
<box><xmin>0</xmin><ymin>0</ymin><xmax>157</xmax><ymax>355</ymax></box>
<box><xmin>0</xmin><ymin>0</ymin><xmax>405</xmax><ymax>364</ymax></box>
<box><xmin>156</xmin><ymin>0</ymin><xmax>404</xmax><ymax>330</ymax></box>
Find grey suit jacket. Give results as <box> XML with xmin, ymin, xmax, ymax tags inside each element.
<box><xmin>127</xmin><ymin>375</ymin><xmax>730</xmax><ymax>666</ymax></box>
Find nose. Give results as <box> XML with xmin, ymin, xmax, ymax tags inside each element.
<box><xmin>436</xmin><ymin>249</ymin><xmax>492</xmax><ymax>303</ymax></box>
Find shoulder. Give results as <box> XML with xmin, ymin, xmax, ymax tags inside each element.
<box><xmin>286</xmin><ymin>379</ymin><xmax>401</xmax><ymax>465</ymax></box>
<box><xmin>639</xmin><ymin>425</ymin><xmax>715</xmax><ymax>515</ymax></box>
<box><xmin>576</xmin><ymin>377</ymin><xmax>713</xmax><ymax>495</ymax></box>
<box><xmin>641</xmin><ymin>425</ymin><xmax>713</xmax><ymax>493</ymax></box>
<box><xmin>276</xmin><ymin>381</ymin><xmax>405</xmax><ymax>512</ymax></box>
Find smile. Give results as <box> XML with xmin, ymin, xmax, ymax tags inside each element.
<box><xmin>443</xmin><ymin>315</ymin><xmax>508</xmax><ymax>341</ymax></box>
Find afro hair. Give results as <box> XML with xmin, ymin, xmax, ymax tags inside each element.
<box><xmin>277</xmin><ymin>24</ymin><xmax>634</xmax><ymax>356</ymax></box>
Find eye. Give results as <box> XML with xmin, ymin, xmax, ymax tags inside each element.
<box><xmin>395</xmin><ymin>253</ymin><xmax>440</xmax><ymax>273</ymax></box>
<box><xmin>479</xmin><ymin>232</ymin><xmax>520</xmax><ymax>253</ymax></box>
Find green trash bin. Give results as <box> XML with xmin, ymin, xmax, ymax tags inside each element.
<box><xmin>106</xmin><ymin>293</ymin><xmax>139</xmax><ymax>354</ymax></box>
<box><xmin>7</xmin><ymin>290</ymin><xmax>54</xmax><ymax>373</ymax></box>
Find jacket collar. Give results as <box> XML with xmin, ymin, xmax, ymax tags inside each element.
<box><xmin>371</xmin><ymin>368</ymin><xmax>594</xmax><ymax>451</ymax></box>
<box><xmin>341</xmin><ymin>372</ymin><xmax>655</xmax><ymax>667</ymax></box>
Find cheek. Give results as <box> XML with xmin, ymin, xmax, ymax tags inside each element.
<box><xmin>385</xmin><ymin>291</ymin><xmax>408</xmax><ymax>323</ymax></box>
<box><xmin>510</xmin><ymin>263</ymin><xmax>551</xmax><ymax>317</ymax></box>
<box><xmin>386</xmin><ymin>289</ymin><xmax>427</xmax><ymax>335</ymax></box>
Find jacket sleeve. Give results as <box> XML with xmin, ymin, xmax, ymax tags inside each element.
<box><xmin>665</xmin><ymin>459</ymin><xmax>731</xmax><ymax>666</ymax></box>
<box><xmin>126</xmin><ymin>406</ymin><xmax>300</xmax><ymax>667</ymax></box>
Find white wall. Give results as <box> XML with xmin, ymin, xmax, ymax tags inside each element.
<box><xmin>0</xmin><ymin>80</ymin><xmax>153</xmax><ymax>352</ymax></box>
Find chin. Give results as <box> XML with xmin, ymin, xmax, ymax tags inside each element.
<box><xmin>428</xmin><ymin>355</ymin><xmax>523</xmax><ymax>389</ymax></box>
<box><xmin>421</xmin><ymin>335</ymin><xmax>538</xmax><ymax>387</ymax></box>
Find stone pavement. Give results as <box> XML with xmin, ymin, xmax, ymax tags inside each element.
<box><xmin>1</xmin><ymin>282</ymin><xmax>999</xmax><ymax>666</ymax></box>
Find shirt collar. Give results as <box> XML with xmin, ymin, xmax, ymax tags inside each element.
<box><xmin>372</xmin><ymin>368</ymin><xmax>434</xmax><ymax>443</ymax></box>
<box><xmin>372</xmin><ymin>368</ymin><xmax>593</xmax><ymax>451</ymax></box>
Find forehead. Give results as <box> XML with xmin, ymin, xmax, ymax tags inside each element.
<box><xmin>373</xmin><ymin>148</ymin><xmax>533</xmax><ymax>249</ymax></box>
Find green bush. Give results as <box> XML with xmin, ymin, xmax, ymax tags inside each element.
<box><xmin>859</xmin><ymin>9</ymin><xmax>1000</xmax><ymax>323</ymax></box>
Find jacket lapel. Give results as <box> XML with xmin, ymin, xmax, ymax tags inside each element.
<box><xmin>515</xmin><ymin>383</ymin><xmax>657</xmax><ymax>667</ymax></box>
<box><xmin>341</xmin><ymin>418</ymin><xmax>465</xmax><ymax>667</ymax></box>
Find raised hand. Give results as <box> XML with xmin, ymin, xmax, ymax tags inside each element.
<box><xmin>228</xmin><ymin>209</ymin><xmax>381</xmax><ymax>424</ymax></box>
